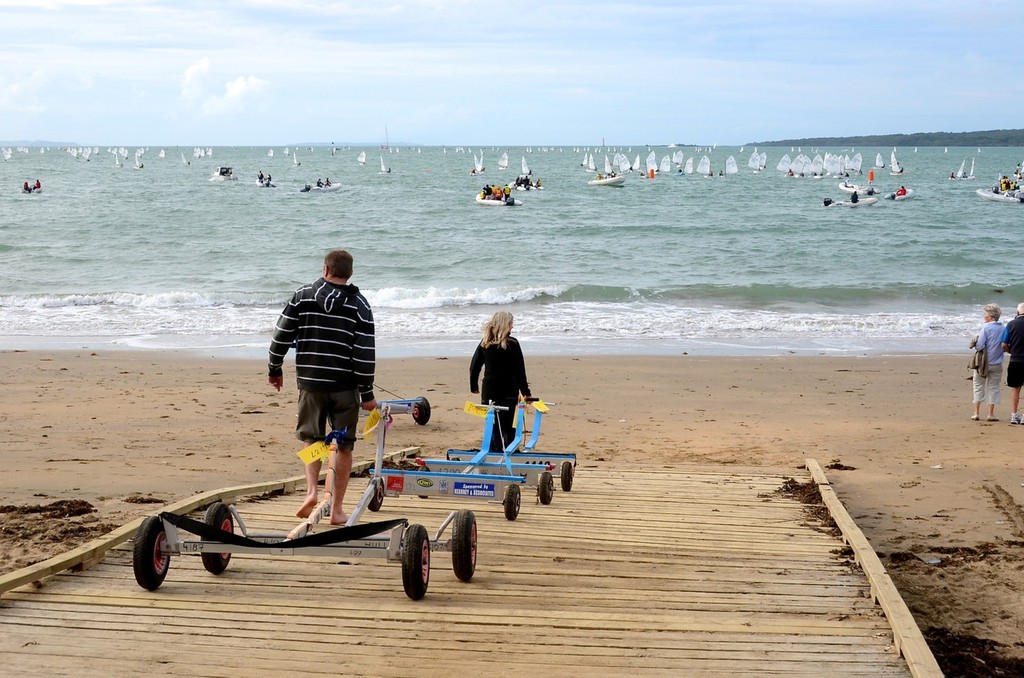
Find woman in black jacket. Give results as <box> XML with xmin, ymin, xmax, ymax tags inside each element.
<box><xmin>470</xmin><ymin>311</ymin><xmax>531</xmax><ymax>452</ymax></box>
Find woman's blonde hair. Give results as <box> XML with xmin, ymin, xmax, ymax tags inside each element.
<box><xmin>481</xmin><ymin>311</ymin><xmax>514</xmax><ymax>349</ymax></box>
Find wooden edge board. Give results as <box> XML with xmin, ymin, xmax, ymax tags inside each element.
<box><xmin>804</xmin><ymin>458</ymin><xmax>942</xmax><ymax>678</ymax></box>
<box><xmin>0</xmin><ymin>447</ymin><xmax>419</xmax><ymax>597</ymax></box>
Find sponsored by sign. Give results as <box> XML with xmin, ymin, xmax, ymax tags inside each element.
<box><xmin>453</xmin><ymin>481</ymin><xmax>496</xmax><ymax>498</ymax></box>
<box><xmin>386</xmin><ymin>476</ymin><xmax>405</xmax><ymax>492</ymax></box>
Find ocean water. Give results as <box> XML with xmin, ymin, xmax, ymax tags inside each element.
<box><xmin>1</xmin><ymin>144</ymin><xmax>1021</xmax><ymax>358</ymax></box>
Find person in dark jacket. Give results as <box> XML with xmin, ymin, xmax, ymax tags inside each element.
<box><xmin>470</xmin><ymin>311</ymin><xmax>531</xmax><ymax>452</ymax></box>
<box><xmin>268</xmin><ymin>249</ymin><xmax>377</xmax><ymax>524</ymax></box>
<box><xmin>1001</xmin><ymin>302</ymin><xmax>1024</xmax><ymax>425</ymax></box>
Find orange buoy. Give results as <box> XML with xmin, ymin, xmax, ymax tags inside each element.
<box><xmin>648</xmin><ymin>168</ymin><xmax>655</xmax><ymax>179</ymax></box>
<box><xmin>868</xmin><ymin>169</ymin><xmax>874</xmax><ymax>183</ymax></box>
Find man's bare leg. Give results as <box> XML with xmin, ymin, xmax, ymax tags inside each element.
<box><xmin>330</xmin><ymin>449</ymin><xmax>353</xmax><ymax>525</ymax></box>
<box><xmin>296</xmin><ymin>458</ymin><xmax>323</xmax><ymax>518</ymax></box>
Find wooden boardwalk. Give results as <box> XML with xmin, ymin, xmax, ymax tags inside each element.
<box><xmin>0</xmin><ymin>464</ymin><xmax>935</xmax><ymax>677</ymax></box>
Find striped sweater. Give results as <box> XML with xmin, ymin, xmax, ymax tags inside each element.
<box><xmin>268</xmin><ymin>278</ymin><xmax>375</xmax><ymax>401</ymax></box>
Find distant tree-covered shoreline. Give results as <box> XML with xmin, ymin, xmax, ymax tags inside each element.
<box><xmin>748</xmin><ymin>129</ymin><xmax>1024</xmax><ymax>148</ymax></box>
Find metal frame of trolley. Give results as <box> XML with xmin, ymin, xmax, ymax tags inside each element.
<box><xmin>365</xmin><ymin>401</ymin><xmax>536</xmax><ymax>521</ymax></box>
<box><xmin>444</xmin><ymin>399</ymin><xmax>577</xmax><ymax>494</ymax></box>
<box><xmin>131</xmin><ymin>401</ymin><xmax>477</xmax><ymax>600</ymax></box>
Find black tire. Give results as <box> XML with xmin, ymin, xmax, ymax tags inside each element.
<box><xmin>200</xmin><ymin>502</ymin><xmax>233</xmax><ymax>575</ymax></box>
<box><xmin>503</xmin><ymin>484</ymin><xmax>521</xmax><ymax>521</ymax></box>
<box><xmin>367</xmin><ymin>477</ymin><xmax>385</xmax><ymax>512</ymax></box>
<box><xmin>560</xmin><ymin>461</ymin><xmax>575</xmax><ymax>492</ymax></box>
<box><xmin>411</xmin><ymin>398</ymin><xmax>431</xmax><ymax>426</ymax></box>
<box><xmin>538</xmin><ymin>471</ymin><xmax>554</xmax><ymax>505</ymax></box>
<box><xmin>451</xmin><ymin>510</ymin><xmax>477</xmax><ymax>582</ymax></box>
<box><xmin>401</xmin><ymin>523</ymin><xmax>430</xmax><ymax>600</ymax></box>
<box><xmin>133</xmin><ymin>515</ymin><xmax>171</xmax><ymax>591</ymax></box>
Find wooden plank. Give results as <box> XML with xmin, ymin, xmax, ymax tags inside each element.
<box><xmin>805</xmin><ymin>458</ymin><xmax>942</xmax><ymax>678</ymax></box>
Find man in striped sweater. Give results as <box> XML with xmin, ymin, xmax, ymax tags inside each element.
<box><xmin>268</xmin><ymin>249</ymin><xmax>377</xmax><ymax>524</ymax></box>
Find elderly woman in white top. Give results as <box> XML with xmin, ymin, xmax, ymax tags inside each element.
<box><xmin>970</xmin><ymin>303</ymin><xmax>1005</xmax><ymax>421</ymax></box>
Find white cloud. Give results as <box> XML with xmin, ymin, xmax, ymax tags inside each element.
<box><xmin>200</xmin><ymin>75</ymin><xmax>269</xmax><ymax>117</ymax></box>
<box><xmin>0</xmin><ymin>74</ymin><xmax>47</xmax><ymax>114</ymax></box>
<box><xmin>181</xmin><ymin>57</ymin><xmax>210</xmax><ymax>100</ymax></box>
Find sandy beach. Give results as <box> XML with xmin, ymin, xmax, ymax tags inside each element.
<box><xmin>1</xmin><ymin>349</ymin><xmax>1022</xmax><ymax>673</ymax></box>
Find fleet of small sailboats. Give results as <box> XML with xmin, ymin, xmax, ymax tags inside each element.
<box><xmin>19</xmin><ymin>142</ymin><xmax>1020</xmax><ymax>211</ymax></box>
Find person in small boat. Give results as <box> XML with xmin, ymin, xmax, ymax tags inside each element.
<box><xmin>503</xmin><ymin>185</ymin><xmax>512</xmax><ymax>202</ymax></box>
<box><xmin>22</xmin><ymin>181</ymin><xmax>31</xmax><ymax>193</ymax></box>
<box><xmin>950</xmin><ymin>172</ymin><xmax>957</xmax><ymax>180</ymax></box>
<box><xmin>324</xmin><ymin>178</ymin><xmax>332</xmax><ymax>187</ymax></box>
<box><xmin>301</xmin><ymin>184</ymin><xmax>312</xmax><ymax>192</ymax></box>
<box><xmin>34</xmin><ymin>179</ymin><xmax>41</xmax><ymax>191</ymax></box>
<box><xmin>258</xmin><ymin>171</ymin><xmax>265</xmax><ymax>185</ymax></box>
<box><xmin>491</xmin><ymin>185</ymin><xmax>503</xmax><ymax>200</ymax></box>
<box><xmin>316</xmin><ymin>178</ymin><xmax>324</xmax><ymax>188</ymax></box>
<box><xmin>895</xmin><ymin>186</ymin><xmax>908</xmax><ymax>197</ymax></box>
<box><xmin>535</xmin><ymin>179</ymin><xmax>542</xmax><ymax>189</ymax></box>
<box><xmin>851</xmin><ymin>191</ymin><xmax>859</xmax><ymax>204</ymax></box>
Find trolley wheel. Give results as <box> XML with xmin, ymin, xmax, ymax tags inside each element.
<box><xmin>411</xmin><ymin>397</ymin><xmax>431</xmax><ymax>426</ymax></box>
<box><xmin>401</xmin><ymin>523</ymin><xmax>430</xmax><ymax>601</ymax></box>
<box><xmin>560</xmin><ymin>460</ymin><xmax>575</xmax><ymax>492</ymax></box>
<box><xmin>503</xmin><ymin>484</ymin><xmax>521</xmax><ymax>521</ymax></box>
<box><xmin>538</xmin><ymin>471</ymin><xmax>554</xmax><ymax>505</ymax></box>
<box><xmin>368</xmin><ymin>477</ymin><xmax>385</xmax><ymax>512</ymax></box>
<box><xmin>451</xmin><ymin>509</ymin><xmax>477</xmax><ymax>582</ymax></box>
<box><xmin>200</xmin><ymin>502</ymin><xmax>233</xmax><ymax>575</ymax></box>
<box><xmin>133</xmin><ymin>515</ymin><xmax>171</xmax><ymax>591</ymax></box>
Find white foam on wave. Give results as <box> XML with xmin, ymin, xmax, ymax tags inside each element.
<box><xmin>0</xmin><ymin>297</ymin><xmax>985</xmax><ymax>348</ymax></box>
<box><xmin>368</xmin><ymin>285</ymin><xmax>564</xmax><ymax>309</ymax></box>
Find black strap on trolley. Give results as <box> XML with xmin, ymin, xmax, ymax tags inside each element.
<box><xmin>159</xmin><ymin>512</ymin><xmax>408</xmax><ymax>549</ymax></box>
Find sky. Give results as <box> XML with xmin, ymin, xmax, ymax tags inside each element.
<box><xmin>1</xmin><ymin>0</ymin><xmax>1021</xmax><ymax>147</ymax></box>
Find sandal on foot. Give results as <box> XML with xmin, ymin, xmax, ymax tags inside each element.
<box><xmin>971</xmin><ymin>415</ymin><xmax>980</xmax><ymax>421</ymax></box>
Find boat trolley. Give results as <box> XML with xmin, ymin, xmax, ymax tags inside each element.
<box><xmin>131</xmin><ymin>401</ymin><xmax>476</xmax><ymax>600</ymax></box>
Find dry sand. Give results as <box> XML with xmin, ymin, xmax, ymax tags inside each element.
<box><xmin>1</xmin><ymin>350</ymin><xmax>1022</xmax><ymax>674</ymax></box>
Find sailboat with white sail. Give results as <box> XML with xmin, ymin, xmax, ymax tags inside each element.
<box><xmin>521</xmin><ymin>156</ymin><xmax>531</xmax><ymax>176</ymax></box>
<box><xmin>967</xmin><ymin>157</ymin><xmax>976</xmax><ymax>180</ymax></box>
<box><xmin>725</xmin><ymin>156</ymin><xmax>738</xmax><ymax>175</ymax></box>
<box><xmin>950</xmin><ymin>158</ymin><xmax>966</xmax><ymax>180</ymax></box>
<box><xmin>696</xmin><ymin>155</ymin><xmax>711</xmax><ymax>176</ymax></box>
<box><xmin>379</xmin><ymin>155</ymin><xmax>391</xmax><ymax>174</ymax></box>
<box><xmin>472</xmin><ymin>152</ymin><xmax>485</xmax><ymax>175</ymax></box>
<box><xmin>293</xmin><ymin>151</ymin><xmax>300</xmax><ymax>167</ymax></box>
<box><xmin>875</xmin><ymin>153</ymin><xmax>885</xmax><ymax>169</ymax></box>
<box><xmin>645</xmin><ymin>150</ymin><xmax>657</xmax><ymax>176</ymax></box>
<box><xmin>497</xmin><ymin>152</ymin><xmax>508</xmax><ymax>171</ymax></box>
<box><xmin>890</xmin><ymin>149</ymin><xmax>903</xmax><ymax>175</ymax></box>
<box><xmin>748</xmin><ymin>150</ymin><xmax>761</xmax><ymax>172</ymax></box>
<box><xmin>357</xmin><ymin>150</ymin><xmax>366</xmax><ymax>165</ymax></box>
